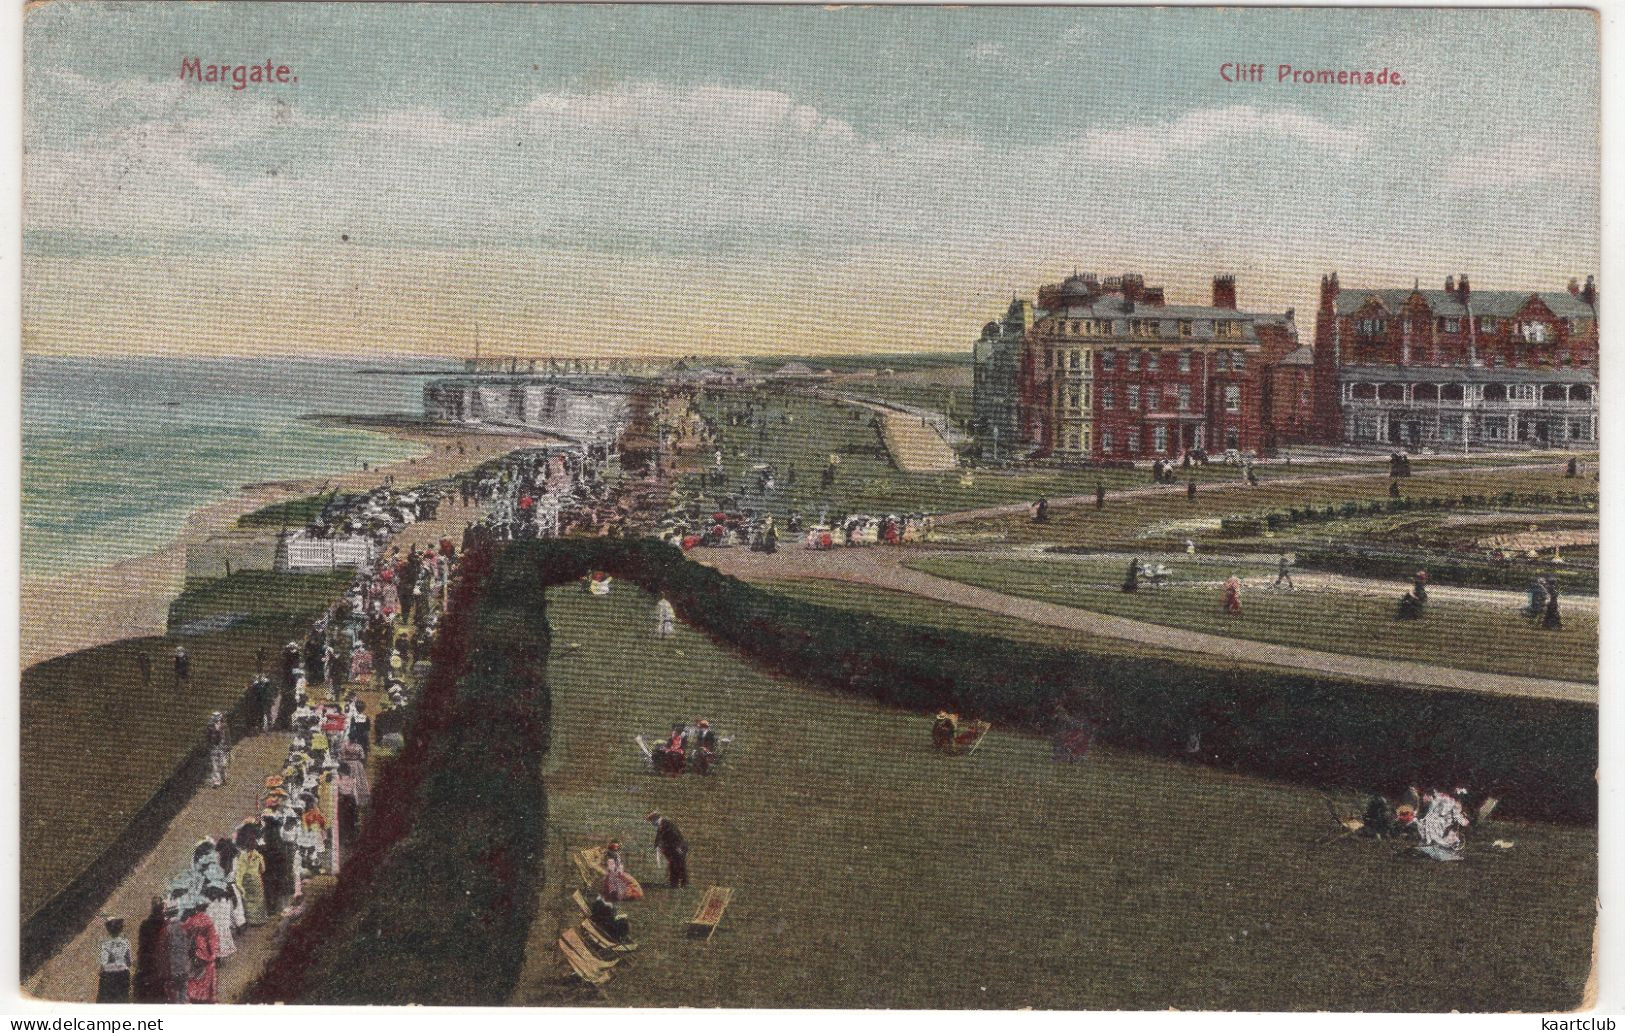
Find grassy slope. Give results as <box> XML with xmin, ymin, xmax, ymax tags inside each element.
<box><xmin>683</xmin><ymin>388</ymin><xmax>1553</xmax><ymax>524</ymax></box>
<box><xmin>958</xmin><ymin>468</ymin><xmax>1588</xmax><ymax>547</ymax></box>
<box><xmin>511</xmin><ymin>585</ymin><xmax>1593</xmax><ymax>1011</ymax></box>
<box><xmin>20</xmin><ymin>572</ymin><xmax>346</xmax><ymax>918</ymax></box>
<box><xmin>900</xmin><ymin>554</ymin><xmax>1598</xmax><ymax>683</ymax></box>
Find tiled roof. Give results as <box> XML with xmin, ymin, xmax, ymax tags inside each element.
<box><xmin>1335</xmin><ymin>288</ymin><xmax>1596</xmax><ymax>320</ymax></box>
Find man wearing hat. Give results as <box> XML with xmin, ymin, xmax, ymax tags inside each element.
<box><xmin>646</xmin><ymin>811</ymin><xmax>690</xmax><ymax>889</ymax></box>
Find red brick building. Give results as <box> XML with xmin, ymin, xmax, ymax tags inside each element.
<box><xmin>974</xmin><ymin>271</ymin><xmax>1305</xmax><ymax>460</ymax></box>
<box><xmin>1313</xmin><ymin>273</ymin><xmax>1599</xmax><ymax>448</ymax></box>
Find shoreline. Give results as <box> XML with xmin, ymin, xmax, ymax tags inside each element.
<box><xmin>20</xmin><ymin>422</ymin><xmax>561</xmax><ymax>670</ymax></box>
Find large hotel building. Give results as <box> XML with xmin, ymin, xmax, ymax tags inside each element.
<box><xmin>973</xmin><ymin>269</ymin><xmax>1597</xmax><ymax>460</ymax></box>
<box><xmin>1314</xmin><ymin>274</ymin><xmax>1598</xmax><ymax>449</ymax></box>
<box><xmin>973</xmin><ymin>271</ymin><xmax>1307</xmax><ymax>460</ymax></box>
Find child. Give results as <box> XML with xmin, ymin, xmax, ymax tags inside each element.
<box><xmin>96</xmin><ymin>917</ymin><xmax>131</xmax><ymax>1003</ymax></box>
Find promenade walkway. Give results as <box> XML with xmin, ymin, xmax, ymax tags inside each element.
<box><xmin>24</xmin><ymin>730</ymin><xmax>305</xmax><ymax>1003</ymax></box>
<box><xmin>694</xmin><ymin>532</ymin><xmax>1596</xmax><ymax>705</ymax></box>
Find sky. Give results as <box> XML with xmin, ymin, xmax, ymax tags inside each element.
<box><xmin>22</xmin><ymin>3</ymin><xmax>1601</xmax><ymax>360</ymax></box>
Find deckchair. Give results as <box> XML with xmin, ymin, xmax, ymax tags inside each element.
<box><xmin>572</xmin><ymin>890</ymin><xmax>638</xmax><ymax>953</ymax></box>
<box><xmin>688</xmin><ymin>886</ymin><xmax>734</xmax><ymax>941</ymax></box>
<box><xmin>561</xmin><ymin>928</ymin><xmax>619</xmax><ymax>973</ymax></box>
<box><xmin>558</xmin><ymin>934</ymin><xmax>612</xmax><ymax>993</ymax></box>
<box><xmin>1311</xmin><ymin>794</ymin><xmax>1365</xmax><ymax>847</ymax></box>
<box><xmin>573</xmin><ymin>845</ymin><xmax>609</xmax><ymax>886</ymax></box>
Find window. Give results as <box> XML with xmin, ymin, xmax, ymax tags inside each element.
<box><xmin>1127</xmin><ymin>350</ymin><xmax>1141</xmax><ymax>372</ymax></box>
<box><xmin>1177</xmin><ymin>385</ymin><xmax>1191</xmax><ymax>411</ymax></box>
<box><xmin>1127</xmin><ymin>385</ymin><xmax>1141</xmax><ymax>410</ymax></box>
<box><xmin>1231</xmin><ymin>350</ymin><xmax>1246</xmax><ymax>371</ymax></box>
<box><xmin>1179</xmin><ymin>350</ymin><xmax>1192</xmax><ymax>372</ymax></box>
<box><xmin>1179</xmin><ymin>320</ymin><xmax>1193</xmax><ymax>338</ymax></box>
<box><xmin>1070</xmin><ymin>321</ymin><xmax>1081</xmax><ymax>336</ymax></box>
<box><xmin>1509</xmin><ymin>384</ymin><xmax>1537</xmax><ymax>402</ymax></box>
<box><xmin>1127</xmin><ymin>430</ymin><xmax>1141</xmax><ymax>453</ymax></box>
<box><xmin>1146</xmin><ymin>350</ymin><xmax>1160</xmax><ymax>372</ymax></box>
<box><xmin>1069</xmin><ymin>351</ymin><xmax>1081</xmax><ymax>370</ymax></box>
<box><xmin>1046</xmin><ymin>350</ymin><xmax>1055</xmax><ymax>369</ymax></box>
<box><xmin>1146</xmin><ymin>320</ymin><xmax>1162</xmax><ymax>338</ymax></box>
<box><xmin>1224</xmin><ymin>385</ymin><xmax>1241</xmax><ymax>412</ymax></box>
<box><xmin>1225</xmin><ymin>427</ymin><xmax>1239</xmax><ymax>450</ymax></box>
<box><xmin>1102</xmin><ymin>350</ymin><xmax>1116</xmax><ymax>371</ymax></box>
<box><xmin>1216</xmin><ymin>351</ymin><xmax>1230</xmax><ymax>372</ymax></box>
<box><xmin>1148</xmin><ymin>387</ymin><xmax>1162</xmax><ymax>411</ymax></box>
<box><xmin>1217</xmin><ymin>321</ymin><xmax>1241</xmax><ymax>339</ymax></box>
<box><xmin>1478</xmin><ymin>316</ymin><xmax>1496</xmax><ymax>333</ymax></box>
<box><xmin>1438</xmin><ymin>317</ymin><xmax>1460</xmax><ymax>333</ymax></box>
<box><xmin>1153</xmin><ymin>425</ymin><xmax>1168</xmax><ymax>452</ymax></box>
<box><xmin>1102</xmin><ymin>387</ymin><xmax>1115</xmax><ymax>408</ymax></box>
<box><xmin>1066</xmin><ymin>386</ymin><xmax>1080</xmax><ymax>409</ymax></box>
<box><xmin>1102</xmin><ymin>429</ymin><xmax>1114</xmax><ymax>453</ymax></box>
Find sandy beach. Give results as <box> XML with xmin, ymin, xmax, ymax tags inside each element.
<box><xmin>21</xmin><ymin>424</ymin><xmax>561</xmax><ymax>669</ymax></box>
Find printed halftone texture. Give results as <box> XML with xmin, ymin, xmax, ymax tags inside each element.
<box><xmin>23</xmin><ymin>5</ymin><xmax>1598</xmax><ymax>359</ymax></box>
<box><xmin>19</xmin><ymin>2</ymin><xmax>1599</xmax><ymax>1012</ymax></box>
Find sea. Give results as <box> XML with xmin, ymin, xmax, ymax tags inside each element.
<box><xmin>22</xmin><ymin>354</ymin><xmax>459</xmax><ymax>578</ymax></box>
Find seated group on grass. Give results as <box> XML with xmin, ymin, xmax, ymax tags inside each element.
<box><xmin>649</xmin><ymin>719</ymin><xmax>726</xmax><ymax>776</ymax></box>
<box><xmin>1353</xmin><ymin>786</ymin><xmax>1487</xmax><ymax>861</ymax></box>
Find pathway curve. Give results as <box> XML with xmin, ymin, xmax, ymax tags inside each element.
<box><xmin>693</xmin><ymin>544</ymin><xmax>1597</xmax><ymax>704</ymax></box>
<box><xmin>935</xmin><ymin>460</ymin><xmax>1569</xmax><ymax>524</ymax></box>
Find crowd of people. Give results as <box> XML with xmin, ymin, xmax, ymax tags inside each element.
<box><xmin>462</xmin><ymin>445</ymin><xmax>623</xmax><ymax>541</ymax></box>
<box><xmin>95</xmin><ymin>536</ymin><xmax>455</xmax><ymax>1003</ymax></box>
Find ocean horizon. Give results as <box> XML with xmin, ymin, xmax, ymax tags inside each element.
<box><xmin>22</xmin><ymin>353</ymin><xmax>455</xmax><ymax>578</ymax></box>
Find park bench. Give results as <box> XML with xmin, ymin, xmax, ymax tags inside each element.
<box><xmin>688</xmin><ymin>886</ymin><xmax>734</xmax><ymax>941</ymax></box>
<box><xmin>572</xmin><ymin>889</ymin><xmax>638</xmax><ymax>953</ymax></box>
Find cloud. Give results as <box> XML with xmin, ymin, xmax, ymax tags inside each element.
<box><xmin>1080</xmin><ymin>105</ymin><xmax>1365</xmax><ymax>165</ymax></box>
<box><xmin>1440</xmin><ymin>134</ymin><xmax>1594</xmax><ymax>192</ymax></box>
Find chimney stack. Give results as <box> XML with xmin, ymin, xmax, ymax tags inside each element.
<box><xmin>1445</xmin><ymin>275</ymin><xmax>1455</xmax><ymax>293</ymax></box>
<box><xmin>1581</xmin><ymin>275</ymin><xmax>1597</xmax><ymax>308</ymax></box>
<box><xmin>1569</xmin><ymin>278</ymin><xmax>1581</xmax><ymax>296</ymax></box>
<box><xmin>1319</xmin><ymin>273</ymin><xmax>1340</xmax><ymax>310</ymax></box>
<box><xmin>1458</xmin><ymin>274</ymin><xmax>1470</xmax><ymax>305</ymax></box>
<box><xmin>1212</xmin><ymin>274</ymin><xmax>1238</xmax><ymax>310</ymax></box>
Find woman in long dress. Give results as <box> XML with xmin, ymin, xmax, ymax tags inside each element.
<box><xmin>601</xmin><ymin>842</ymin><xmax>644</xmax><ymax>902</ymax></box>
<box><xmin>134</xmin><ymin>897</ymin><xmax>169</xmax><ymax>1003</ymax></box>
<box><xmin>234</xmin><ymin>843</ymin><xmax>267</xmax><ymax>926</ymax></box>
<box><xmin>1222</xmin><ymin>575</ymin><xmax>1243</xmax><ymax>616</ymax></box>
<box><xmin>182</xmin><ymin>901</ymin><xmax>219</xmax><ymax>1004</ymax></box>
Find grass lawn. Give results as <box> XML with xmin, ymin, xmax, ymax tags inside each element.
<box><xmin>510</xmin><ymin>585</ymin><xmax>1593</xmax><ymax>1011</ymax></box>
<box><xmin>20</xmin><ymin>571</ymin><xmax>348</xmax><ymax>920</ymax></box>
<box><xmin>683</xmin><ymin>388</ymin><xmax>1564</xmax><ymax>525</ymax></box>
<box><xmin>236</xmin><ymin>493</ymin><xmax>336</xmax><ymax>529</ymax></box>
<box><xmin>959</xmin><ymin>468</ymin><xmax>1590</xmax><ymax>547</ymax></box>
<box><xmin>903</xmin><ymin>554</ymin><xmax>1597</xmax><ymax>684</ymax></box>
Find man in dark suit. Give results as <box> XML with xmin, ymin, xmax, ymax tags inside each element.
<box><xmin>646</xmin><ymin>811</ymin><xmax>690</xmax><ymax>888</ymax></box>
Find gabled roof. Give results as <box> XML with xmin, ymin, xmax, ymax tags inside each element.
<box><xmin>1335</xmin><ymin>287</ymin><xmax>1596</xmax><ymax>320</ymax></box>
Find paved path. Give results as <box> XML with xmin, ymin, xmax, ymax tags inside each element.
<box><xmin>694</xmin><ymin>544</ymin><xmax>1597</xmax><ymax>704</ymax></box>
<box><xmin>935</xmin><ymin>461</ymin><xmax>1566</xmax><ymax>524</ymax></box>
<box><xmin>988</xmin><ymin>548</ymin><xmax>1598</xmax><ymax>613</ymax></box>
<box><xmin>24</xmin><ymin>730</ymin><xmax>309</xmax><ymax>1003</ymax></box>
